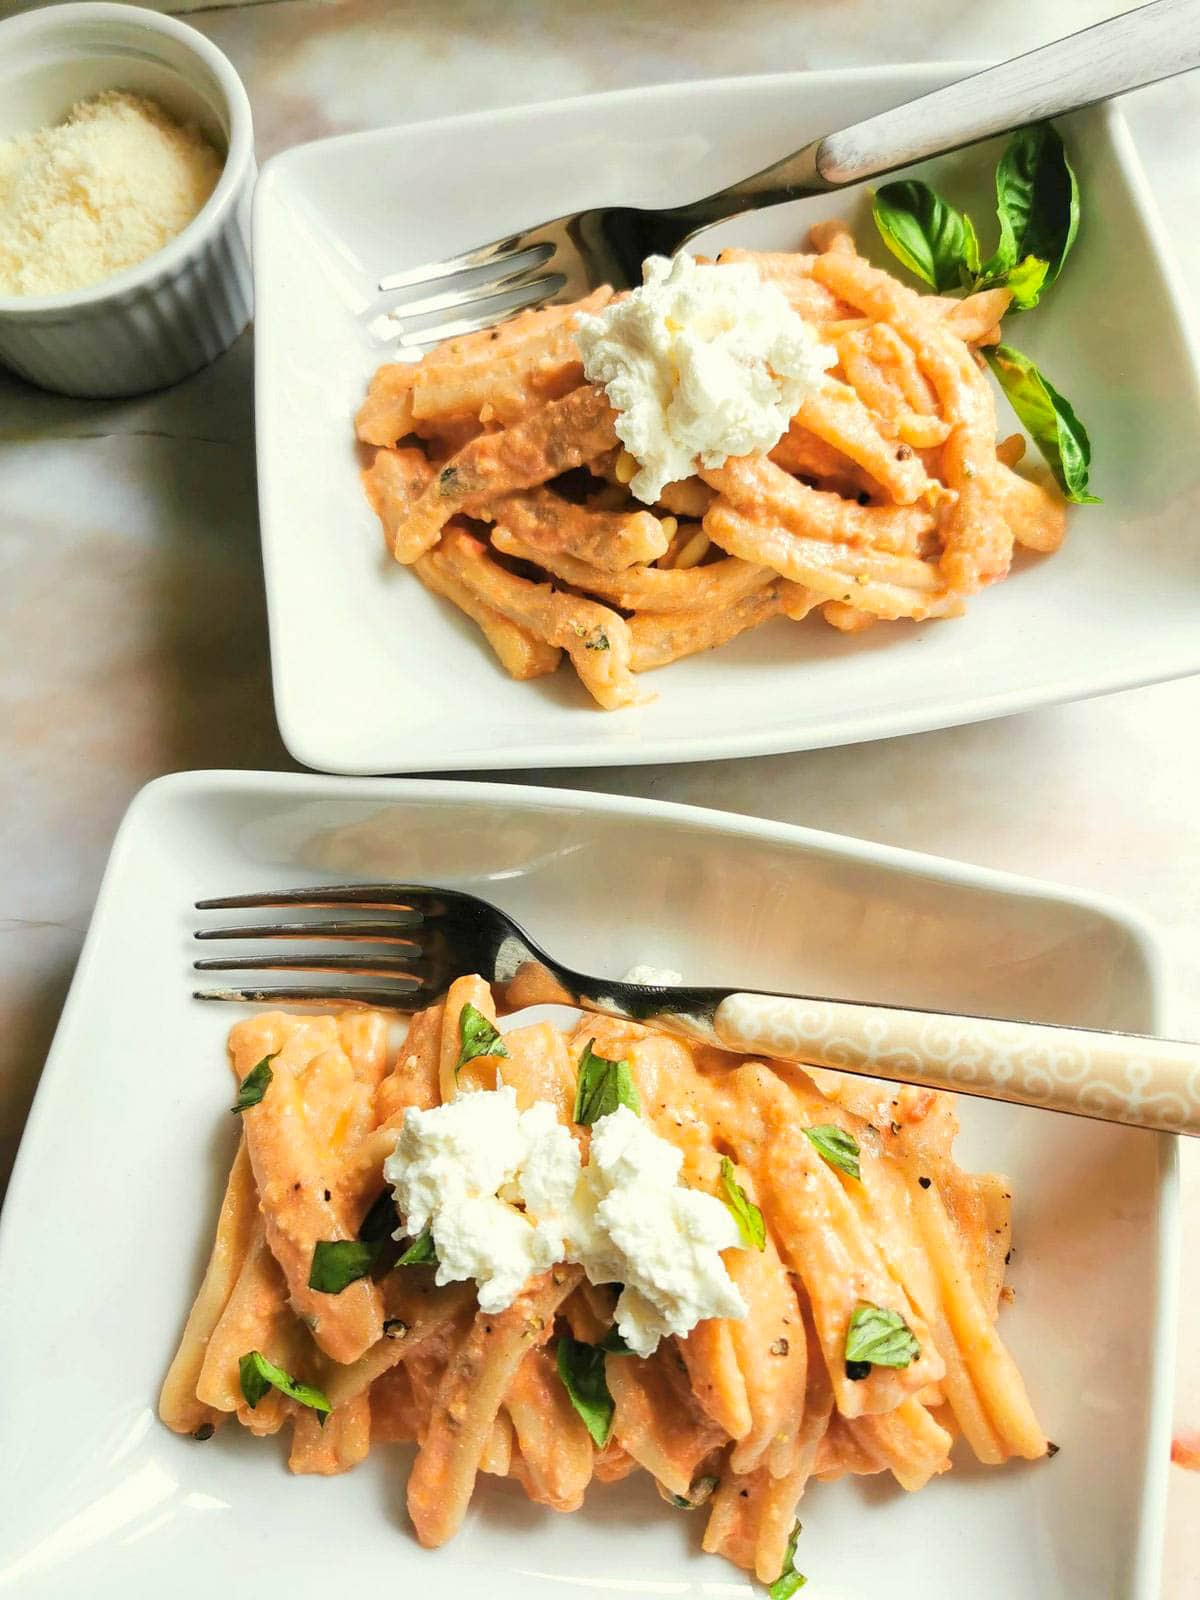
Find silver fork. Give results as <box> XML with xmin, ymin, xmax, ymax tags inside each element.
<box><xmin>193</xmin><ymin>883</ymin><xmax>1200</xmax><ymax>1137</ymax></box>
<box><xmin>371</xmin><ymin>0</ymin><xmax>1200</xmax><ymax>349</ymax></box>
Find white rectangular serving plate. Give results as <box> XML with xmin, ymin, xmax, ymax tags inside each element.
<box><xmin>252</xmin><ymin>66</ymin><xmax>1200</xmax><ymax>775</ymax></box>
<box><xmin>0</xmin><ymin>771</ymin><xmax>1178</xmax><ymax>1597</ymax></box>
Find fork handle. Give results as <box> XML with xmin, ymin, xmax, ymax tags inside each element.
<box><xmin>814</xmin><ymin>0</ymin><xmax>1200</xmax><ymax>187</ymax></box>
<box><xmin>710</xmin><ymin>993</ymin><xmax>1200</xmax><ymax>1135</ymax></box>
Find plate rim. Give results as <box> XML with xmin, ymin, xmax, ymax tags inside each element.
<box><xmin>0</xmin><ymin>767</ymin><xmax>1180</xmax><ymax>1595</ymax></box>
<box><xmin>252</xmin><ymin>68</ymin><xmax>1200</xmax><ymax>775</ymax></box>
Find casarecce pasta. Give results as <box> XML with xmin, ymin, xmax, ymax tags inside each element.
<box><xmin>356</xmin><ymin>223</ymin><xmax>1066</xmax><ymax>708</ymax></box>
<box><xmin>161</xmin><ymin>977</ymin><xmax>1047</xmax><ymax>1589</ymax></box>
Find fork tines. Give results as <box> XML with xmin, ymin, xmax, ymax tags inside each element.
<box><xmin>369</xmin><ymin>238</ymin><xmax>564</xmax><ymax>349</ymax></box>
<box><xmin>193</xmin><ymin>884</ymin><xmax>436</xmax><ymax>1009</ymax></box>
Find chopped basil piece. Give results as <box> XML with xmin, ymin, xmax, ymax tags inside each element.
<box><xmin>666</xmin><ymin>1474</ymin><xmax>719</xmax><ymax>1509</ymax></box>
<box><xmin>768</xmin><ymin>1520</ymin><xmax>806</xmax><ymax>1598</ymax></box>
<box><xmin>985</xmin><ymin>345</ymin><xmax>1099</xmax><ymax>504</ymax></box>
<box><xmin>719</xmin><ymin>1156</ymin><xmax>765</xmax><ymax>1251</ymax></box>
<box><xmin>455</xmin><ymin>1002</ymin><xmax>508</xmax><ymax>1077</ymax></box>
<box><xmin>872</xmin><ymin>179</ymin><xmax>979</xmax><ymax>292</ymax></box>
<box><xmin>238</xmin><ymin>1349</ymin><xmax>331</xmax><ymax>1425</ymax></box>
<box><xmin>231</xmin><ymin>1052</ymin><xmax>278</xmax><ymax>1114</ymax></box>
<box><xmin>396</xmin><ymin>1226</ymin><xmax>438</xmax><ymax>1266</ymax></box>
<box><xmin>358</xmin><ymin>1187</ymin><xmax>397</xmax><ymax>1244</ymax></box>
<box><xmin>803</xmin><ymin>1124</ymin><xmax>861</xmax><ymax>1181</ymax></box>
<box><xmin>844</xmin><ymin>1304</ymin><xmax>920</xmax><ymax>1371</ymax></box>
<box><xmin>585</xmin><ymin>631</ymin><xmax>610</xmax><ymax>651</ymax></box>
<box><xmin>308</xmin><ymin>1238</ymin><xmax>380</xmax><ymax>1294</ymax></box>
<box><xmin>556</xmin><ymin>1335</ymin><xmax>615</xmax><ymax>1447</ymax></box>
<box><xmin>573</xmin><ymin>1040</ymin><xmax>640</xmax><ymax>1125</ymax></box>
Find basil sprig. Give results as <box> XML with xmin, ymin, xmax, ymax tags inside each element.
<box><xmin>231</xmin><ymin>1052</ymin><xmax>277</xmax><ymax>1114</ymax></box>
<box><xmin>768</xmin><ymin>1520</ymin><xmax>807</xmax><ymax>1599</ymax></box>
<box><xmin>573</xmin><ymin>1041</ymin><xmax>640</xmax><ymax>1125</ymax></box>
<box><xmin>803</xmin><ymin>1124</ymin><xmax>861</xmax><ymax>1181</ymax></box>
<box><xmin>238</xmin><ymin>1349</ymin><xmax>331</xmax><ymax>1425</ymax></box>
<box><xmin>396</xmin><ymin>1226</ymin><xmax>438</xmax><ymax>1266</ymax></box>
<box><xmin>556</xmin><ymin>1335</ymin><xmax>616</xmax><ymax>1447</ymax></box>
<box><xmin>844</xmin><ymin>1304</ymin><xmax>920</xmax><ymax>1375</ymax></box>
<box><xmin>719</xmin><ymin>1157</ymin><xmax>765</xmax><ymax>1251</ymax></box>
<box><xmin>980</xmin><ymin>123</ymin><xmax>1079</xmax><ymax>306</ymax></box>
<box><xmin>872</xmin><ymin>180</ymin><xmax>979</xmax><ymax>292</ymax></box>
<box><xmin>985</xmin><ymin>345</ymin><xmax>1099</xmax><ymax>504</ymax></box>
<box><xmin>455</xmin><ymin>1002</ymin><xmax>507</xmax><ymax>1077</ymax></box>
<box><xmin>871</xmin><ymin>121</ymin><xmax>1079</xmax><ymax>310</ymax></box>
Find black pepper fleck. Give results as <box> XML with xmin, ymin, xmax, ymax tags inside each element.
<box><xmin>845</xmin><ymin>1359</ymin><xmax>872</xmax><ymax>1381</ymax></box>
<box><xmin>1046</xmin><ymin>1441</ymin><xmax>1060</xmax><ymax>1458</ymax></box>
<box><xmin>323</xmin><ymin>1189</ymin><xmax>331</xmax><ymax>1202</ymax></box>
<box><xmin>918</xmin><ymin>1176</ymin><xmax>931</xmax><ymax>1189</ymax></box>
<box><xmin>192</xmin><ymin>1423</ymin><xmax>215</xmax><ymax>1441</ymax></box>
<box><xmin>1005</xmin><ymin>1249</ymin><xmax>1014</xmax><ymax>1265</ymax></box>
<box><xmin>896</xmin><ymin>444</ymin><xmax>914</xmax><ymax>460</ymax></box>
<box><xmin>770</xmin><ymin>1338</ymin><xmax>790</xmax><ymax>1357</ymax></box>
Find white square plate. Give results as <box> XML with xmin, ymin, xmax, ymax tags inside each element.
<box><xmin>0</xmin><ymin>771</ymin><xmax>1178</xmax><ymax>1597</ymax></box>
<box><xmin>253</xmin><ymin>67</ymin><xmax>1200</xmax><ymax>774</ymax></box>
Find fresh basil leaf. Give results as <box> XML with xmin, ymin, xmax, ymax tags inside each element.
<box><xmin>719</xmin><ymin>1156</ymin><xmax>765</xmax><ymax>1251</ymax></box>
<box><xmin>803</xmin><ymin>1124</ymin><xmax>861</xmax><ymax>1181</ymax></box>
<box><xmin>573</xmin><ymin>1040</ymin><xmax>640</xmax><ymax>1125</ymax></box>
<box><xmin>308</xmin><ymin>1238</ymin><xmax>380</xmax><ymax>1294</ymax></box>
<box><xmin>396</xmin><ymin>1226</ymin><xmax>438</xmax><ymax>1266</ymax></box>
<box><xmin>599</xmin><ymin>1326</ymin><xmax>633</xmax><ymax>1354</ymax></box>
<box><xmin>844</xmin><ymin>1304</ymin><xmax>920</xmax><ymax>1371</ymax></box>
<box><xmin>238</xmin><ymin>1349</ymin><xmax>331</xmax><ymax>1424</ymax></box>
<box><xmin>231</xmin><ymin>1052</ymin><xmax>278</xmax><ymax>1114</ymax></box>
<box><xmin>556</xmin><ymin>1335</ymin><xmax>614</xmax><ymax>1448</ymax></box>
<box><xmin>872</xmin><ymin>180</ymin><xmax>979</xmax><ymax>292</ymax></box>
<box><xmin>358</xmin><ymin>1187</ymin><xmax>397</xmax><ymax>1245</ymax></box>
<box><xmin>984</xmin><ymin>123</ymin><xmax>1079</xmax><ymax>299</ymax></box>
<box><xmin>769</xmin><ymin>1520</ymin><xmax>806</xmax><ymax>1599</ymax></box>
<box><xmin>985</xmin><ymin>345</ymin><xmax>1100</xmax><ymax>504</ymax></box>
<box><xmin>455</xmin><ymin>1002</ymin><xmax>508</xmax><ymax>1077</ymax></box>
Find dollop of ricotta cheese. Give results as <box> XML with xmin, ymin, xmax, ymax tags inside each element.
<box><xmin>575</xmin><ymin>251</ymin><xmax>835</xmax><ymax>503</ymax></box>
<box><xmin>622</xmin><ymin>962</ymin><xmax>684</xmax><ymax>987</ymax></box>
<box><xmin>384</xmin><ymin>1087</ymin><xmax>747</xmax><ymax>1353</ymax></box>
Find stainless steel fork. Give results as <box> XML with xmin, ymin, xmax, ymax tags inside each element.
<box><xmin>193</xmin><ymin>883</ymin><xmax>1200</xmax><ymax>1136</ymax></box>
<box><xmin>371</xmin><ymin>0</ymin><xmax>1200</xmax><ymax>349</ymax></box>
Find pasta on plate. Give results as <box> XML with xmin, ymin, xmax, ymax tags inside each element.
<box><xmin>161</xmin><ymin>974</ymin><xmax>1048</xmax><ymax>1589</ymax></box>
<box><xmin>356</xmin><ymin>222</ymin><xmax>1066</xmax><ymax>710</ymax></box>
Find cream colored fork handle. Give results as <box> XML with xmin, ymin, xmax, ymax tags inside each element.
<box><xmin>713</xmin><ymin>994</ymin><xmax>1200</xmax><ymax>1135</ymax></box>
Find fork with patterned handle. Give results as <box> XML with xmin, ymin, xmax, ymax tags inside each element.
<box><xmin>193</xmin><ymin>883</ymin><xmax>1200</xmax><ymax>1136</ymax></box>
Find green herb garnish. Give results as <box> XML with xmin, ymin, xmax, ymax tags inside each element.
<box><xmin>231</xmin><ymin>1052</ymin><xmax>277</xmax><ymax>1114</ymax></box>
<box><xmin>803</xmin><ymin>1124</ymin><xmax>861</xmax><ymax>1181</ymax></box>
<box><xmin>573</xmin><ymin>1040</ymin><xmax>640</xmax><ymax>1125</ymax></box>
<box><xmin>872</xmin><ymin>179</ymin><xmax>979</xmax><ymax>292</ymax></box>
<box><xmin>308</xmin><ymin>1239</ymin><xmax>380</xmax><ymax>1294</ymax></box>
<box><xmin>455</xmin><ymin>1002</ymin><xmax>507</xmax><ymax>1078</ymax></box>
<box><xmin>238</xmin><ymin>1349</ymin><xmax>331</xmax><ymax>1424</ymax></box>
<box><xmin>719</xmin><ymin>1156</ymin><xmax>765</xmax><ymax>1251</ymax></box>
<box><xmin>396</xmin><ymin>1226</ymin><xmax>438</xmax><ymax>1266</ymax></box>
<box><xmin>555</xmin><ymin>1335</ymin><xmax>615</xmax><ymax>1447</ymax></box>
<box><xmin>768</xmin><ymin>1520</ymin><xmax>806</xmax><ymax>1598</ymax></box>
<box><xmin>844</xmin><ymin>1304</ymin><xmax>920</xmax><ymax>1374</ymax></box>
<box><xmin>985</xmin><ymin>345</ymin><xmax>1099</xmax><ymax>503</ymax></box>
<box><xmin>980</xmin><ymin>122</ymin><xmax>1079</xmax><ymax>305</ymax></box>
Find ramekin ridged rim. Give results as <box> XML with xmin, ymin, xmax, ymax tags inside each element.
<box><xmin>0</xmin><ymin>2</ymin><xmax>254</xmax><ymax>319</ymax></box>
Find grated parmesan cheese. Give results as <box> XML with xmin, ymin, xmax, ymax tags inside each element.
<box><xmin>0</xmin><ymin>90</ymin><xmax>223</xmax><ymax>297</ymax></box>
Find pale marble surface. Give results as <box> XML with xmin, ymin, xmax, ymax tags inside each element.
<box><xmin>0</xmin><ymin>0</ymin><xmax>1196</xmax><ymax>1589</ymax></box>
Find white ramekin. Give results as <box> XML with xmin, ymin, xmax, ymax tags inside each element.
<box><xmin>0</xmin><ymin>3</ymin><xmax>255</xmax><ymax>398</ymax></box>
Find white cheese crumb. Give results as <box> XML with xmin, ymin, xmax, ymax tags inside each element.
<box><xmin>0</xmin><ymin>90</ymin><xmax>222</xmax><ymax>298</ymax></box>
<box><xmin>575</xmin><ymin>251</ymin><xmax>835</xmax><ymax>503</ymax></box>
<box><xmin>622</xmin><ymin>963</ymin><xmax>683</xmax><ymax>987</ymax></box>
<box><xmin>384</xmin><ymin>1088</ymin><xmax>746</xmax><ymax>1352</ymax></box>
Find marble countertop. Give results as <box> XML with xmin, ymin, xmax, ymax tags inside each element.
<box><xmin>1</xmin><ymin>0</ymin><xmax>1196</xmax><ymax>1590</ymax></box>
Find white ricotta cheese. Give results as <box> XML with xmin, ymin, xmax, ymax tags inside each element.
<box><xmin>384</xmin><ymin>1087</ymin><xmax>747</xmax><ymax>1353</ymax></box>
<box><xmin>575</xmin><ymin>251</ymin><xmax>835</xmax><ymax>503</ymax></box>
